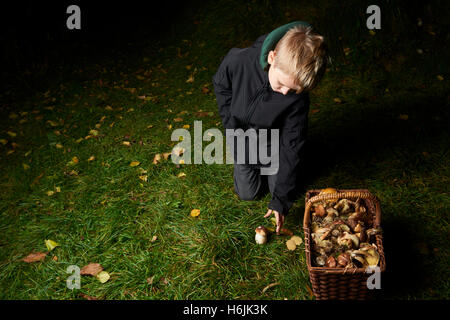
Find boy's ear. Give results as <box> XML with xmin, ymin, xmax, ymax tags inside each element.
<box><xmin>267</xmin><ymin>50</ymin><xmax>276</xmax><ymax>65</ymax></box>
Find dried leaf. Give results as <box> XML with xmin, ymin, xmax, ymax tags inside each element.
<box><xmin>162</xmin><ymin>152</ymin><xmax>171</xmax><ymax>160</ymax></box>
<box><xmin>280</xmin><ymin>228</ymin><xmax>293</xmax><ymax>236</ymax></box>
<box><xmin>122</xmin><ymin>141</ymin><xmax>131</xmax><ymax>146</ymax></box>
<box><xmin>130</xmin><ymin>161</ymin><xmax>140</xmax><ymax>167</ymax></box>
<box><xmin>88</xmin><ymin>156</ymin><xmax>95</xmax><ymax>162</ymax></box>
<box><xmin>7</xmin><ymin>131</ymin><xmax>16</xmax><ymax>137</ymax></box>
<box><xmin>286</xmin><ymin>239</ymin><xmax>297</xmax><ymax>251</ymax></box>
<box><xmin>151</xmin><ymin>235</ymin><xmax>158</xmax><ymax>242</ymax></box>
<box><xmin>45</xmin><ymin>239</ymin><xmax>59</xmax><ymax>251</ymax></box>
<box><xmin>291</xmin><ymin>236</ymin><xmax>303</xmax><ymax>246</ymax></box>
<box><xmin>147</xmin><ymin>276</ymin><xmax>155</xmax><ymax>285</ymax></box>
<box><xmin>190</xmin><ymin>209</ymin><xmax>200</xmax><ymax>217</ymax></box>
<box><xmin>47</xmin><ymin>190</ymin><xmax>55</xmax><ymax>196</ymax></box>
<box><xmin>398</xmin><ymin>114</ymin><xmax>409</xmax><ymax>120</ymax></box>
<box><xmin>437</xmin><ymin>75</ymin><xmax>444</xmax><ymax>81</ymax></box>
<box><xmin>139</xmin><ymin>175</ymin><xmax>148</xmax><ymax>182</ymax></box>
<box><xmin>89</xmin><ymin>129</ymin><xmax>99</xmax><ymax>136</ymax></box>
<box><xmin>262</xmin><ymin>282</ymin><xmax>279</xmax><ymax>294</ymax></box>
<box><xmin>96</xmin><ymin>271</ymin><xmax>110</xmax><ymax>283</ymax></box>
<box><xmin>333</xmin><ymin>97</ymin><xmax>342</xmax><ymax>104</ymax></box>
<box><xmin>80</xmin><ymin>293</ymin><xmax>98</xmax><ymax>300</ymax></box>
<box><xmin>80</xmin><ymin>263</ymin><xmax>103</xmax><ymax>276</ymax></box>
<box><xmin>173</xmin><ymin>117</ymin><xmax>183</xmax><ymax>122</ymax></box>
<box><xmin>177</xmin><ymin>172</ymin><xmax>186</xmax><ymax>178</ymax></box>
<box><xmin>153</xmin><ymin>154</ymin><xmax>162</xmax><ymax>164</ymax></box>
<box><xmin>22</xmin><ymin>252</ymin><xmax>48</xmax><ymax>263</ymax></box>
<box><xmin>182</xmin><ymin>124</ymin><xmax>190</xmax><ymax>129</ymax></box>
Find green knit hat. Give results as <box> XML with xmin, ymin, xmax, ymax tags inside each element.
<box><xmin>259</xmin><ymin>21</ymin><xmax>311</xmax><ymax>71</ymax></box>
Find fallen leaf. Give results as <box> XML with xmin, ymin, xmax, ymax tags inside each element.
<box><xmin>72</xmin><ymin>156</ymin><xmax>79</xmax><ymax>164</ymax></box>
<box><xmin>147</xmin><ymin>276</ymin><xmax>155</xmax><ymax>285</ymax></box>
<box><xmin>190</xmin><ymin>209</ymin><xmax>201</xmax><ymax>217</ymax></box>
<box><xmin>130</xmin><ymin>161</ymin><xmax>140</xmax><ymax>167</ymax></box>
<box><xmin>80</xmin><ymin>293</ymin><xmax>98</xmax><ymax>300</ymax></box>
<box><xmin>333</xmin><ymin>97</ymin><xmax>342</xmax><ymax>104</ymax></box>
<box><xmin>437</xmin><ymin>75</ymin><xmax>444</xmax><ymax>81</ymax></box>
<box><xmin>22</xmin><ymin>163</ymin><xmax>30</xmax><ymax>170</ymax></box>
<box><xmin>262</xmin><ymin>282</ymin><xmax>279</xmax><ymax>294</ymax></box>
<box><xmin>162</xmin><ymin>152</ymin><xmax>171</xmax><ymax>160</ymax></box>
<box><xmin>280</xmin><ymin>228</ymin><xmax>293</xmax><ymax>236</ymax></box>
<box><xmin>45</xmin><ymin>239</ymin><xmax>59</xmax><ymax>251</ymax></box>
<box><xmin>47</xmin><ymin>190</ymin><xmax>55</xmax><ymax>196</ymax></box>
<box><xmin>89</xmin><ymin>129</ymin><xmax>99</xmax><ymax>136</ymax></box>
<box><xmin>46</xmin><ymin>120</ymin><xmax>59</xmax><ymax>127</ymax></box>
<box><xmin>7</xmin><ymin>131</ymin><xmax>16</xmax><ymax>137</ymax></box>
<box><xmin>173</xmin><ymin>117</ymin><xmax>183</xmax><ymax>122</ymax></box>
<box><xmin>186</xmin><ymin>75</ymin><xmax>194</xmax><ymax>83</ymax></box>
<box><xmin>23</xmin><ymin>252</ymin><xmax>48</xmax><ymax>263</ymax></box>
<box><xmin>52</xmin><ymin>256</ymin><xmax>58</xmax><ymax>261</ymax></box>
<box><xmin>88</xmin><ymin>156</ymin><xmax>95</xmax><ymax>162</ymax></box>
<box><xmin>0</xmin><ymin>139</ymin><xmax>7</xmax><ymax>145</ymax></box>
<box><xmin>139</xmin><ymin>175</ymin><xmax>148</xmax><ymax>182</ymax></box>
<box><xmin>201</xmin><ymin>86</ymin><xmax>211</xmax><ymax>94</ymax></box>
<box><xmin>398</xmin><ymin>114</ymin><xmax>409</xmax><ymax>120</ymax></box>
<box><xmin>55</xmin><ymin>186</ymin><xmax>61</xmax><ymax>193</ymax></box>
<box><xmin>286</xmin><ymin>239</ymin><xmax>297</xmax><ymax>251</ymax></box>
<box><xmin>153</xmin><ymin>154</ymin><xmax>162</xmax><ymax>164</ymax></box>
<box><xmin>147</xmin><ymin>125</ymin><xmax>154</xmax><ymax>129</ymax></box>
<box><xmin>291</xmin><ymin>236</ymin><xmax>303</xmax><ymax>246</ymax></box>
<box><xmin>80</xmin><ymin>263</ymin><xmax>103</xmax><ymax>276</ymax></box>
<box><xmin>151</xmin><ymin>235</ymin><xmax>158</xmax><ymax>242</ymax></box>
<box><xmin>105</xmin><ymin>106</ymin><xmax>114</xmax><ymax>111</ymax></box>
<box><xmin>182</xmin><ymin>124</ymin><xmax>190</xmax><ymax>129</ymax></box>
<box><xmin>177</xmin><ymin>172</ymin><xmax>186</xmax><ymax>178</ymax></box>
<box><xmin>55</xmin><ymin>143</ymin><xmax>63</xmax><ymax>149</ymax></box>
<box><xmin>122</xmin><ymin>141</ymin><xmax>131</xmax><ymax>146</ymax></box>
<box><xmin>96</xmin><ymin>271</ymin><xmax>110</xmax><ymax>283</ymax></box>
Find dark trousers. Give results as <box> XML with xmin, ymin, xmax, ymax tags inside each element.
<box><xmin>233</xmin><ymin>164</ymin><xmax>278</xmax><ymax>201</ymax></box>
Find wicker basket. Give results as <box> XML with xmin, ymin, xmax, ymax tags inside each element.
<box><xmin>303</xmin><ymin>189</ymin><xmax>386</xmax><ymax>300</ymax></box>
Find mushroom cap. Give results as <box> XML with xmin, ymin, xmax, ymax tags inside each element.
<box><xmin>320</xmin><ymin>188</ymin><xmax>338</xmax><ymax>194</ymax></box>
<box><xmin>255</xmin><ymin>226</ymin><xmax>268</xmax><ymax>236</ymax></box>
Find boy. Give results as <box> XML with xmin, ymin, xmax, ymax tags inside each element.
<box><xmin>212</xmin><ymin>21</ymin><xmax>328</xmax><ymax>234</ymax></box>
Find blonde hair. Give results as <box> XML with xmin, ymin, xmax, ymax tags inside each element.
<box><xmin>273</xmin><ymin>25</ymin><xmax>329</xmax><ymax>93</ymax></box>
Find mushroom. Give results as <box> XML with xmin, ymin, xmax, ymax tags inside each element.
<box><xmin>337</xmin><ymin>253</ymin><xmax>351</xmax><ymax>267</ymax></box>
<box><xmin>325</xmin><ymin>256</ymin><xmax>337</xmax><ymax>268</ymax></box>
<box><xmin>255</xmin><ymin>226</ymin><xmax>268</xmax><ymax>244</ymax></box>
<box><xmin>366</xmin><ymin>227</ymin><xmax>382</xmax><ymax>242</ymax></box>
<box><xmin>334</xmin><ymin>199</ymin><xmax>353</xmax><ymax>215</ymax></box>
<box><xmin>354</xmin><ymin>222</ymin><xmax>367</xmax><ymax>242</ymax></box>
<box><xmin>316</xmin><ymin>255</ymin><xmax>327</xmax><ymax>266</ymax></box>
<box><xmin>337</xmin><ymin>232</ymin><xmax>360</xmax><ymax>249</ymax></box>
<box><xmin>313</xmin><ymin>204</ymin><xmax>327</xmax><ymax>217</ymax></box>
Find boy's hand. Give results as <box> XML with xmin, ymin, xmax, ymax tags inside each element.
<box><xmin>264</xmin><ymin>209</ymin><xmax>285</xmax><ymax>234</ymax></box>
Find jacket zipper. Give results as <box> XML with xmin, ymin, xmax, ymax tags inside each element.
<box><xmin>243</xmin><ymin>81</ymin><xmax>268</xmax><ymax>127</ymax></box>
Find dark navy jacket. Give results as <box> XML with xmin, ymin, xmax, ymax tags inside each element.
<box><xmin>212</xmin><ymin>34</ymin><xmax>310</xmax><ymax>216</ymax></box>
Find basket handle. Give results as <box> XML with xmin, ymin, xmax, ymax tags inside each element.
<box><xmin>303</xmin><ymin>190</ymin><xmax>380</xmax><ymax>227</ymax></box>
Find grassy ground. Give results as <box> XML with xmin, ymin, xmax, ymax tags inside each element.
<box><xmin>0</xmin><ymin>0</ymin><xmax>449</xmax><ymax>299</ymax></box>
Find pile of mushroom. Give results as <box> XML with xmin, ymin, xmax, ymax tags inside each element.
<box><xmin>310</xmin><ymin>189</ymin><xmax>382</xmax><ymax>269</ymax></box>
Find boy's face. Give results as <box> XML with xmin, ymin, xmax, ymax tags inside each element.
<box><xmin>267</xmin><ymin>50</ymin><xmax>300</xmax><ymax>95</ymax></box>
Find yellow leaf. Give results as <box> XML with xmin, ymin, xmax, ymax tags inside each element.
<box><xmin>369</xmin><ymin>30</ymin><xmax>376</xmax><ymax>36</ymax></box>
<box><xmin>6</xmin><ymin>150</ymin><xmax>15</xmax><ymax>155</ymax></box>
<box><xmin>333</xmin><ymin>97</ymin><xmax>342</xmax><ymax>103</ymax></box>
<box><xmin>47</xmin><ymin>190</ymin><xmax>55</xmax><ymax>196</ymax></box>
<box><xmin>138</xmin><ymin>168</ymin><xmax>147</xmax><ymax>174</ymax></box>
<box><xmin>291</xmin><ymin>236</ymin><xmax>303</xmax><ymax>246</ymax></box>
<box><xmin>23</xmin><ymin>163</ymin><xmax>30</xmax><ymax>170</ymax></box>
<box><xmin>99</xmin><ymin>116</ymin><xmax>106</xmax><ymax>122</ymax></box>
<box><xmin>75</xmin><ymin>138</ymin><xmax>84</xmax><ymax>143</ymax></box>
<box><xmin>47</xmin><ymin>120</ymin><xmax>59</xmax><ymax>127</ymax></box>
<box><xmin>9</xmin><ymin>113</ymin><xmax>18</xmax><ymax>119</ymax></box>
<box><xmin>190</xmin><ymin>209</ymin><xmax>200</xmax><ymax>217</ymax></box>
<box><xmin>55</xmin><ymin>143</ymin><xmax>63</xmax><ymax>149</ymax></box>
<box><xmin>139</xmin><ymin>175</ymin><xmax>148</xmax><ymax>182</ymax></box>
<box><xmin>173</xmin><ymin>117</ymin><xmax>183</xmax><ymax>122</ymax></box>
<box><xmin>286</xmin><ymin>239</ymin><xmax>297</xmax><ymax>251</ymax></box>
<box><xmin>266</xmin><ymin>227</ymin><xmax>275</xmax><ymax>233</ymax></box>
<box><xmin>0</xmin><ymin>139</ymin><xmax>7</xmax><ymax>145</ymax></box>
<box><xmin>89</xmin><ymin>129</ymin><xmax>99</xmax><ymax>136</ymax></box>
<box><xmin>162</xmin><ymin>152</ymin><xmax>171</xmax><ymax>160</ymax></box>
<box><xmin>151</xmin><ymin>235</ymin><xmax>158</xmax><ymax>242</ymax></box>
<box><xmin>123</xmin><ymin>141</ymin><xmax>131</xmax><ymax>146</ymax></box>
<box><xmin>95</xmin><ymin>123</ymin><xmax>101</xmax><ymax>129</ymax></box>
<box><xmin>177</xmin><ymin>172</ymin><xmax>186</xmax><ymax>178</ymax></box>
<box><xmin>437</xmin><ymin>75</ymin><xmax>444</xmax><ymax>81</ymax></box>
<box><xmin>182</xmin><ymin>124</ymin><xmax>190</xmax><ymax>129</ymax></box>
<box><xmin>167</xmin><ymin>124</ymin><xmax>172</xmax><ymax>130</ymax></box>
<box><xmin>130</xmin><ymin>161</ymin><xmax>140</xmax><ymax>167</ymax></box>
<box><xmin>7</xmin><ymin>131</ymin><xmax>16</xmax><ymax>137</ymax></box>
<box><xmin>55</xmin><ymin>186</ymin><xmax>61</xmax><ymax>192</ymax></box>
<box><xmin>88</xmin><ymin>156</ymin><xmax>95</xmax><ymax>162</ymax></box>
<box><xmin>186</xmin><ymin>75</ymin><xmax>195</xmax><ymax>83</ymax></box>
<box><xmin>45</xmin><ymin>239</ymin><xmax>59</xmax><ymax>251</ymax></box>
<box><xmin>25</xmin><ymin>150</ymin><xmax>32</xmax><ymax>157</ymax></box>
<box><xmin>153</xmin><ymin>154</ymin><xmax>162</xmax><ymax>164</ymax></box>
<box><xmin>72</xmin><ymin>156</ymin><xmax>79</xmax><ymax>164</ymax></box>
<box><xmin>54</xmin><ymin>130</ymin><xmax>61</xmax><ymax>136</ymax></box>
<box><xmin>270</xmin><ymin>217</ymin><xmax>277</xmax><ymax>226</ymax></box>
<box><xmin>96</xmin><ymin>271</ymin><xmax>110</xmax><ymax>283</ymax></box>
<box><xmin>105</xmin><ymin>105</ymin><xmax>114</xmax><ymax>111</ymax></box>
<box><xmin>179</xmin><ymin>159</ymin><xmax>185</xmax><ymax>165</ymax></box>
<box><xmin>109</xmin><ymin>122</ymin><xmax>115</xmax><ymax>128</ymax></box>
<box><xmin>147</xmin><ymin>125</ymin><xmax>154</xmax><ymax>129</ymax></box>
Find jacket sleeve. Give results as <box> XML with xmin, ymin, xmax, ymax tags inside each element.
<box><xmin>212</xmin><ymin>49</ymin><xmax>236</xmax><ymax>129</ymax></box>
<box><xmin>268</xmin><ymin>93</ymin><xmax>310</xmax><ymax>216</ymax></box>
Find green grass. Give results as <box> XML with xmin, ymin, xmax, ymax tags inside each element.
<box><xmin>0</xmin><ymin>0</ymin><xmax>449</xmax><ymax>299</ymax></box>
